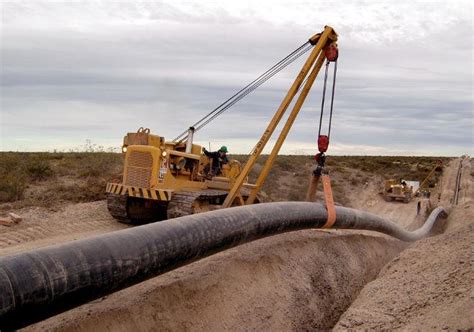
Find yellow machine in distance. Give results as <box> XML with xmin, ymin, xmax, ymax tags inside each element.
<box><xmin>381</xmin><ymin>160</ymin><xmax>443</xmax><ymax>204</ymax></box>
<box><xmin>382</xmin><ymin>179</ymin><xmax>413</xmax><ymax>203</ymax></box>
<box><xmin>106</xmin><ymin>26</ymin><xmax>339</xmax><ymax>223</ymax></box>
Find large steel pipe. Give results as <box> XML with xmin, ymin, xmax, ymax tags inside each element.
<box><xmin>0</xmin><ymin>202</ymin><xmax>447</xmax><ymax>329</ymax></box>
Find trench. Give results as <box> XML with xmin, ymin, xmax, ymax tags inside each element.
<box><xmin>2</xmin><ymin>159</ymin><xmax>465</xmax><ymax>331</ymax></box>
<box><xmin>28</xmin><ymin>231</ymin><xmax>406</xmax><ymax>331</ymax></box>
<box><xmin>0</xmin><ymin>202</ymin><xmax>447</xmax><ymax>330</ymax></box>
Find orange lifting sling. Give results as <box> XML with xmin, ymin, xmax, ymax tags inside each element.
<box><xmin>306</xmin><ymin>51</ymin><xmax>338</xmax><ymax>227</ymax></box>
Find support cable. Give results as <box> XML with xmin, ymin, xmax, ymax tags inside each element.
<box><xmin>173</xmin><ymin>42</ymin><xmax>313</xmax><ymax>142</ymax></box>
<box><xmin>318</xmin><ymin>60</ymin><xmax>330</xmax><ymax>137</ymax></box>
<box><xmin>327</xmin><ymin>60</ymin><xmax>337</xmax><ymax>139</ymax></box>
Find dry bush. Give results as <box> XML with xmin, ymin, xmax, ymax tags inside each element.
<box><xmin>0</xmin><ymin>153</ymin><xmax>31</xmax><ymax>202</ymax></box>
<box><xmin>0</xmin><ymin>152</ymin><xmax>452</xmax><ymax>210</ymax></box>
<box><xmin>27</xmin><ymin>159</ymin><xmax>54</xmax><ymax>181</ymax></box>
<box><xmin>0</xmin><ymin>152</ymin><xmax>123</xmax><ymax>206</ymax></box>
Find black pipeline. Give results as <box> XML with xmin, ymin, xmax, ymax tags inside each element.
<box><xmin>0</xmin><ymin>202</ymin><xmax>447</xmax><ymax>329</ymax></box>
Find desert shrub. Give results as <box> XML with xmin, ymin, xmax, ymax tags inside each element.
<box><xmin>27</xmin><ymin>160</ymin><xmax>54</xmax><ymax>181</ymax></box>
<box><xmin>274</xmin><ymin>156</ymin><xmax>296</xmax><ymax>172</ymax></box>
<box><xmin>0</xmin><ymin>152</ymin><xmax>453</xmax><ymax>208</ymax></box>
<box><xmin>0</xmin><ymin>152</ymin><xmax>123</xmax><ymax>204</ymax></box>
<box><xmin>0</xmin><ymin>153</ymin><xmax>28</xmax><ymax>202</ymax></box>
<box><xmin>77</xmin><ymin>153</ymin><xmax>121</xmax><ymax>178</ymax></box>
<box><xmin>0</xmin><ymin>174</ymin><xmax>27</xmax><ymax>202</ymax></box>
<box><xmin>43</xmin><ymin>177</ymin><xmax>109</xmax><ymax>203</ymax></box>
<box><xmin>332</xmin><ymin>165</ymin><xmax>347</xmax><ymax>173</ymax></box>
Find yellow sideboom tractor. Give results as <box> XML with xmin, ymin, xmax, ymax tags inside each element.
<box><xmin>106</xmin><ymin>127</ymin><xmax>251</xmax><ymax>223</ymax></box>
<box><xmin>382</xmin><ymin>179</ymin><xmax>413</xmax><ymax>203</ymax></box>
<box><xmin>106</xmin><ymin>26</ymin><xmax>339</xmax><ymax>223</ymax></box>
<box><xmin>382</xmin><ymin>160</ymin><xmax>443</xmax><ymax>203</ymax></box>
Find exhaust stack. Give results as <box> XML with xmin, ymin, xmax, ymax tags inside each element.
<box><xmin>185</xmin><ymin>127</ymin><xmax>195</xmax><ymax>154</ymax></box>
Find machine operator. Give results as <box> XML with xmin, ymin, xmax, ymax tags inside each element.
<box><xmin>203</xmin><ymin>146</ymin><xmax>229</xmax><ymax>176</ymax></box>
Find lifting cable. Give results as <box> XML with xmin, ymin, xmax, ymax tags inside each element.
<box><xmin>307</xmin><ymin>58</ymin><xmax>338</xmax><ymax>226</ymax></box>
<box><xmin>173</xmin><ymin>42</ymin><xmax>313</xmax><ymax>143</ymax></box>
<box><xmin>318</xmin><ymin>60</ymin><xmax>338</xmax><ymax>140</ymax></box>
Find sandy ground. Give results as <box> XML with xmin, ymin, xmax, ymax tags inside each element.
<box><xmin>348</xmin><ymin>180</ymin><xmax>421</xmax><ymax>229</ymax></box>
<box><xmin>1</xmin><ymin>157</ymin><xmax>471</xmax><ymax>330</ymax></box>
<box><xmin>0</xmin><ymin>201</ymin><xmax>130</xmax><ymax>256</ymax></box>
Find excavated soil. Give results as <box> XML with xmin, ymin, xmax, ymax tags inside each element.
<box><xmin>27</xmin><ymin>232</ymin><xmax>405</xmax><ymax>331</ymax></box>
<box><xmin>0</xmin><ymin>157</ymin><xmax>471</xmax><ymax>330</ymax></box>
<box><xmin>334</xmin><ymin>157</ymin><xmax>473</xmax><ymax>330</ymax></box>
<box><xmin>334</xmin><ymin>214</ymin><xmax>473</xmax><ymax>330</ymax></box>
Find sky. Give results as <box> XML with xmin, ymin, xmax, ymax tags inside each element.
<box><xmin>0</xmin><ymin>0</ymin><xmax>473</xmax><ymax>156</ymax></box>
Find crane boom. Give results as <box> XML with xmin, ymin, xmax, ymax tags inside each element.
<box><xmin>105</xmin><ymin>26</ymin><xmax>339</xmax><ymax>224</ymax></box>
<box><xmin>222</xmin><ymin>26</ymin><xmax>338</xmax><ymax>208</ymax></box>
<box><xmin>415</xmin><ymin>160</ymin><xmax>443</xmax><ymax>195</ymax></box>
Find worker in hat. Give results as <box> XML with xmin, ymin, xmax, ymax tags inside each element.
<box><xmin>203</xmin><ymin>146</ymin><xmax>229</xmax><ymax>176</ymax></box>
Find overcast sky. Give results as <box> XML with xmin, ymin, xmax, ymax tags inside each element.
<box><xmin>1</xmin><ymin>0</ymin><xmax>472</xmax><ymax>155</ymax></box>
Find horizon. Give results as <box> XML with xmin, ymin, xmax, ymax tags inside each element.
<box><xmin>0</xmin><ymin>145</ymin><xmax>467</xmax><ymax>158</ymax></box>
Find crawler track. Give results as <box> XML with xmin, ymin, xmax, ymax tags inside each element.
<box><xmin>106</xmin><ymin>193</ymin><xmax>129</xmax><ymax>222</ymax></box>
<box><xmin>109</xmin><ymin>189</ymin><xmax>253</xmax><ymax>222</ymax></box>
<box><xmin>167</xmin><ymin>190</ymin><xmax>229</xmax><ymax>219</ymax></box>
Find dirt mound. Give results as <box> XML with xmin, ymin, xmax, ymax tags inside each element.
<box><xmin>334</xmin><ymin>210</ymin><xmax>473</xmax><ymax>330</ymax></box>
<box><xmin>334</xmin><ymin>157</ymin><xmax>473</xmax><ymax>330</ymax></box>
<box><xmin>27</xmin><ymin>232</ymin><xmax>405</xmax><ymax>331</ymax></box>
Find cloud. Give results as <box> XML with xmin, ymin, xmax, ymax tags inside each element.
<box><xmin>1</xmin><ymin>0</ymin><xmax>472</xmax><ymax>155</ymax></box>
